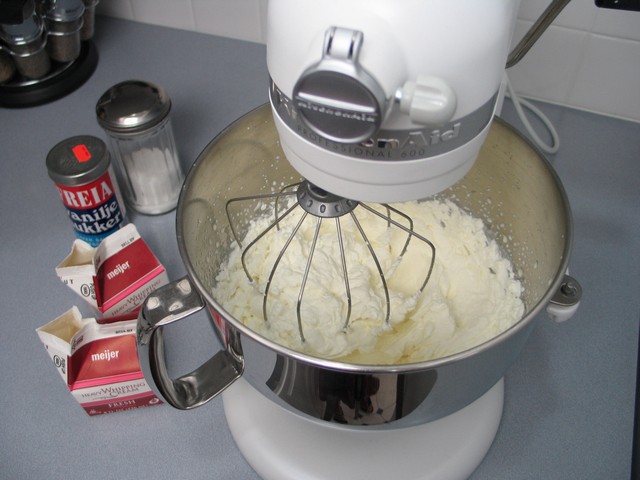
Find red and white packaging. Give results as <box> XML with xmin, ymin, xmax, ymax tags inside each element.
<box><xmin>36</xmin><ymin>307</ymin><xmax>162</xmax><ymax>415</ymax></box>
<box><xmin>56</xmin><ymin>223</ymin><xmax>169</xmax><ymax>317</ymax></box>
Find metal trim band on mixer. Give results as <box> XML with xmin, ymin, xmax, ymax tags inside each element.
<box><xmin>269</xmin><ymin>79</ymin><xmax>498</xmax><ymax>161</ymax></box>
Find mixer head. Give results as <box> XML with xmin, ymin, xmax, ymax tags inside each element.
<box><xmin>225</xmin><ymin>181</ymin><xmax>436</xmax><ymax>343</ymax></box>
<box><xmin>266</xmin><ymin>0</ymin><xmax>520</xmax><ymax>203</ymax></box>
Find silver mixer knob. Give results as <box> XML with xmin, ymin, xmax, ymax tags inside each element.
<box><xmin>292</xmin><ymin>26</ymin><xmax>387</xmax><ymax>144</ymax></box>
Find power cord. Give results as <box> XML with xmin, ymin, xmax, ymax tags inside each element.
<box><xmin>504</xmin><ymin>74</ymin><xmax>561</xmax><ymax>155</ymax></box>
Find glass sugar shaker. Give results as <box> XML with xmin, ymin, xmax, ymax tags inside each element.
<box><xmin>95</xmin><ymin>80</ymin><xmax>185</xmax><ymax>215</ymax></box>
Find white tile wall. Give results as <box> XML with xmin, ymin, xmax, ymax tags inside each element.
<box><xmin>96</xmin><ymin>0</ymin><xmax>640</xmax><ymax>121</ymax></box>
<box><xmin>508</xmin><ymin>0</ymin><xmax>640</xmax><ymax>121</ymax></box>
<box><xmin>96</xmin><ymin>0</ymin><xmax>266</xmax><ymax>43</ymax></box>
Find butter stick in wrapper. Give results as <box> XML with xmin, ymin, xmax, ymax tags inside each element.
<box><xmin>36</xmin><ymin>307</ymin><xmax>162</xmax><ymax>415</ymax></box>
<box><xmin>56</xmin><ymin>224</ymin><xmax>169</xmax><ymax>317</ymax></box>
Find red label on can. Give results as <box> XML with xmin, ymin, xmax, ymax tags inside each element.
<box><xmin>57</xmin><ymin>172</ymin><xmax>116</xmax><ymax>209</ymax></box>
<box><xmin>55</xmin><ymin>169</ymin><xmax>126</xmax><ymax>247</ymax></box>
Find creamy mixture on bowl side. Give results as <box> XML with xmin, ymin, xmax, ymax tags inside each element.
<box><xmin>213</xmin><ymin>198</ymin><xmax>524</xmax><ymax>364</ymax></box>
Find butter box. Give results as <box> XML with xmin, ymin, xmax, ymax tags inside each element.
<box><xmin>37</xmin><ymin>307</ymin><xmax>162</xmax><ymax>415</ymax></box>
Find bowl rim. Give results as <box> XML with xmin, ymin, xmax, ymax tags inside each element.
<box><xmin>175</xmin><ymin>103</ymin><xmax>573</xmax><ymax>374</ymax></box>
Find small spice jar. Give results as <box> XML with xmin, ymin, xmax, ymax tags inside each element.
<box><xmin>96</xmin><ymin>80</ymin><xmax>185</xmax><ymax>215</ymax></box>
<box><xmin>46</xmin><ymin>135</ymin><xmax>127</xmax><ymax>247</ymax></box>
<box><xmin>0</xmin><ymin>12</ymin><xmax>50</xmax><ymax>79</ymax></box>
<box><xmin>0</xmin><ymin>48</ymin><xmax>16</xmax><ymax>84</ymax></box>
<box><xmin>44</xmin><ymin>0</ymin><xmax>85</xmax><ymax>63</ymax></box>
<box><xmin>80</xmin><ymin>0</ymin><xmax>99</xmax><ymax>41</ymax></box>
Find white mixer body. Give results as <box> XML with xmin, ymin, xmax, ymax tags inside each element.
<box><xmin>267</xmin><ymin>0</ymin><xmax>521</xmax><ymax>202</ymax></box>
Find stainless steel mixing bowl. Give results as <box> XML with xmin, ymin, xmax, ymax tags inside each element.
<box><xmin>137</xmin><ymin>103</ymin><xmax>579</xmax><ymax>428</ymax></box>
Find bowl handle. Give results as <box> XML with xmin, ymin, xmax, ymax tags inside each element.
<box><xmin>547</xmin><ymin>273</ymin><xmax>582</xmax><ymax>323</ymax></box>
<box><xmin>137</xmin><ymin>277</ymin><xmax>244</xmax><ymax>410</ymax></box>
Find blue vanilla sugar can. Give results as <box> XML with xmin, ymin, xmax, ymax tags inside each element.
<box><xmin>46</xmin><ymin>135</ymin><xmax>127</xmax><ymax>247</ymax></box>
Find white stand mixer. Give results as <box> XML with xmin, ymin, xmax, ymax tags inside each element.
<box><xmin>217</xmin><ymin>2</ymin><xmax>573</xmax><ymax>478</ymax></box>
<box><xmin>259</xmin><ymin>4</ymin><xmax>516</xmax><ymax>473</ymax></box>
<box><xmin>136</xmin><ymin>2</ymin><xmax>580</xmax><ymax>480</ymax></box>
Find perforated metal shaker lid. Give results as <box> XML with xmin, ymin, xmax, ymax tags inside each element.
<box><xmin>95</xmin><ymin>80</ymin><xmax>171</xmax><ymax>135</ymax></box>
<box><xmin>46</xmin><ymin>135</ymin><xmax>110</xmax><ymax>186</ymax></box>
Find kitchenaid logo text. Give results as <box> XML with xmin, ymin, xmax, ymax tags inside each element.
<box><xmin>371</xmin><ymin>123</ymin><xmax>461</xmax><ymax>149</ymax></box>
<box><xmin>295</xmin><ymin>98</ymin><xmax>378</xmax><ymax>124</ymax></box>
<box><xmin>270</xmin><ymin>80</ymin><xmax>496</xmax><ymax>161</ymax></box>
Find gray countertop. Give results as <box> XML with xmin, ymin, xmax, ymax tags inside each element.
<box><xmin>1</xmin><ymin>16</ymin><xmax>639</xmax><ymax>480</ymax></box>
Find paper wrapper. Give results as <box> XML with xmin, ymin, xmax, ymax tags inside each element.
<box><xmin>56</xmin><ymin>223</ymin><xmax>169</xmax><ymax>316</ymax></box>
<box><xmin>37</xmin><ymin>307</ymin><xmax>162</xmax><ymax>415</ymax></box>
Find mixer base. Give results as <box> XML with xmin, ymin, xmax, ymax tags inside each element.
<box><xmin>223</xmin><ymin>377</ymin><xmax>504</xmax><ymax>480</ymax></box>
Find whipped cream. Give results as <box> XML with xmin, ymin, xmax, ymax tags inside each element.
<box><xmin>213</xmin><ymin>198</ymin><xmax>524</xmax><ymax>364</ymax></box>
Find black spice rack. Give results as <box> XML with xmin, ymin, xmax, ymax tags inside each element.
<box><xmin>0</xmin><ymin>39</ymin><xmax>97</xmax><ymax>108</ymax></box>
